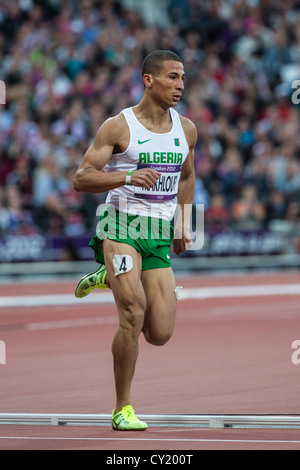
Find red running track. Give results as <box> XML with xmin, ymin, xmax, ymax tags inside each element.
<box><xmin>0</xmin><ymin>271</ymin><xmax>300</xmax><ymax>450</ymax></box>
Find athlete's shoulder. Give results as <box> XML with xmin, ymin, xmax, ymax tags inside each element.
<box><xmin>178</xmin><ymin>114</ymin><xmax>198</xmax><ymax>147</ymax></box>
<box><xmin>95</xmin><ymin>111</ymin><xmax>128</xmax><ymax>146</ymax></box>
<box><xmin>102</xmin><ymin>111</ymin><xmax>128</xmax><ymax>133</ymax></box>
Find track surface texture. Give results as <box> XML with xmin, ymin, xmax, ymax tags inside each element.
<box><xmin>0</xmin><ymin>271</ymin><xmax>299</xmax><ymax>450</ymax></box>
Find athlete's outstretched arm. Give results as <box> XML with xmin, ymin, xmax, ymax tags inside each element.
<box><xmin>74</xmin><ymin>114</ymin><xmax>161</xmax><ymax>194</ymax></box>
<box><xmin>173</xmin><ymin>118</ymin><xmax>197</xmax><ymax>256</ymax></box>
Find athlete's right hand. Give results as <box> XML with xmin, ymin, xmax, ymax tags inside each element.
<box><xmin>130</xmin><ymin>169</ymin><xmax>161</xmax><ymax>189</ymax></box>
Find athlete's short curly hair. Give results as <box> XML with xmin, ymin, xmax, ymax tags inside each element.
<box><xmin>142</xmin><ymin>50</ymin><xmax>182</xmax><ymax>77</ymax></box>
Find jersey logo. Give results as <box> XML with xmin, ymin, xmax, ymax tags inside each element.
<box><xmin>174</xmin><ymin>138</ymin><xmax>184</xmax><ymax>147</ymax></box>
<box><xmin>138</xmin><ymin>139</ymin><xmax>152</xmax><ymax>145</ymax></box>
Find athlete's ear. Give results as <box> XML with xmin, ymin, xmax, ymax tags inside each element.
<box><xmin>143</xmin><ymin>73</ymin><xmax>153</xmax><ymax>89</ymax></box>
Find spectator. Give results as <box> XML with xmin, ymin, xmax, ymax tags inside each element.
<box><xmin>120</xmin><ymin>0</ymin><xmax>170</xmax><ymax>27</ymax></box>
<box><xmin>265</xmin><ymin>190</ymin><xmax>287</xmax><ymax>224</ymax></box>
<box><xmin>4</xmin><ymin>185</ymin><xmax>36</xmax><ymax>235</ymax></box>
<box><xmin>205</xmin><ymin>193</ymin><xmax>230</xmax><ymax>233</ymax></box>
<box><xmin>218</xmin><ymin>148</ymin><xmax>244</xmax><ymax>209</ymax></box>
<box><xmin>275</xmin><ymin>159</ymin><xmax>300</xmax><ymax>196</ymax></box>
<box><xmin>232</xmin><ymin>185</ymin><xmax>266</xmax><ymax>231</ymax></box>
<box><xmin>0</xmin><ymin>186</ymin><xmax>9</xmax><ymax>234</ymax></box>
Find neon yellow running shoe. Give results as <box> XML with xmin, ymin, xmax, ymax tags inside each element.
<box><xmin>111</xmin><ymin>405</ymin><xmax>148</xmax><ymax>431</ymax></box>
<box><xmin>75</xmin><ymin>265</ymin><xmax>108</xmax><ymax>298</ymax></box>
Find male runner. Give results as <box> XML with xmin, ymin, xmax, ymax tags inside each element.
<box><xmin>73</xmin><ymin>50</ymin><xmax>197</xmax><ymax>431</ymax></box>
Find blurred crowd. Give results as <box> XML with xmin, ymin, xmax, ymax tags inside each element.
<box><xmin>1</xmin><ymin>0</ymin><xmax>300</xmax><ymax>241</ymax></box>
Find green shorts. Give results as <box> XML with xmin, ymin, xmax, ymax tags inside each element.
<box><xmin>89</xmin><ymin>206</ymin><xmax>174</xmax><ymax>271</ymax></box>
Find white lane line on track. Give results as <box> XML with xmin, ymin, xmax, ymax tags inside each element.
<box><xmin>2</xmin><ymin>284</ymin><xmax>300</xmax><ymax>309</ymax></box>
<box><xmin>27</xmin><ymin>316</ymin><xmax>118</xmax><ymax>331</ymax></box>
<box><xmin>0</xmin><ymin>436</ymin><xmax>300</xmax><ymax>444</ymax></box>
<box><xmin>16</xmin><ymin>301</ymin><xmax>300</xmax><ymax>331</ymax></box>
<box><xmin>1</xmin><ymin>299</ymin><xmax>298</xmax><ymax>331</ymax></box>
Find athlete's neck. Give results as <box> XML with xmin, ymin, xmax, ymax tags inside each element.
<box><xmin>133</xmin><ymin>99</ymin><xmax>173</xmax><ymax>134</ymax></box>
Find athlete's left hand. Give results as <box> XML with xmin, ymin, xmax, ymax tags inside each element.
<box><xmin>172</xmin><ymin>228</ymin><xmax>193</xmax><ymax>256</ymax></box>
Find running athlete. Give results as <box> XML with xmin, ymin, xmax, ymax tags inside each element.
<box><xmin>73</xmin><ymin>50</ymin><xmax>197</xmax><ymax>431</ymax></box>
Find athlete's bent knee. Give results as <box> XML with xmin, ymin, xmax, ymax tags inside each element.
<box><xmin>143</xmin><ymin>329</ymin><xmax>173</xmax><ymax>347</ymax></box>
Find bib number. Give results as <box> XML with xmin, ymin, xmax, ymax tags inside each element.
<box><xmin>113</xmin><ymin>255</ymin><xmax>133</xmax><ymax>276</ymax></box>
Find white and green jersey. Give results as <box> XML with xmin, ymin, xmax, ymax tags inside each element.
<box><xmin>104</xmin><ymin>107</ymin><xmax>189</xmax><ymax>221</ymax></box>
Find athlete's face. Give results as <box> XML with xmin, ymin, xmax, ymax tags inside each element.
<box><xmin>145</xmin><ymin>60</ymin><xmax>185</xmax><ymax>108</ymax></box>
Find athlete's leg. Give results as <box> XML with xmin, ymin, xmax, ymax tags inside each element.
<box><xmin>102</xmin><ymin>238</ymin><xmax>146</xmax><ymax>413</ymax></box>
<box><xmin>141</xmin><ymin>267</ymin><xmax>177</xmax><ymax>346</ymax></box>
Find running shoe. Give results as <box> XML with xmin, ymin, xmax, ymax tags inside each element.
<box><xmin>75</xmin><ymin>265</ymin><xmax>108</xmax><ymax>298</ymax></box>
<box><xmin>111</xmin><ymin>405</ymin><xmax>148</xmax><ymax>431</ymax></box>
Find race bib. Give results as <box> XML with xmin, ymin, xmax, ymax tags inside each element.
<box><xmin>134</xmin><ymin>163</ymin><xmax>182</xmax><ymax>201</ymax></box>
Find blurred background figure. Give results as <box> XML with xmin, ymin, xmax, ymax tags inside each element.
<box><xmin>232</xmin><ymin>184</ymin><xmax>266</xmax><ymax>231</ymax></box>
